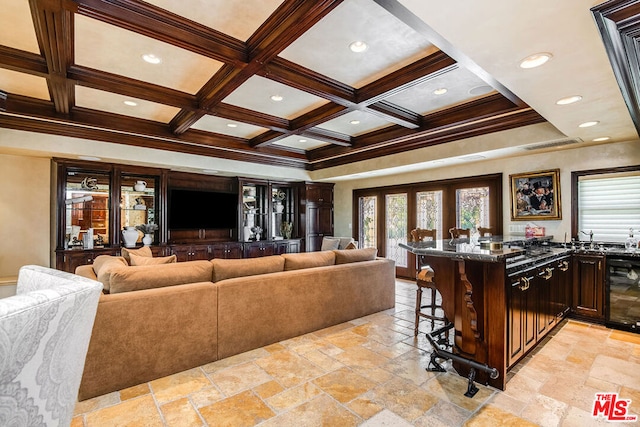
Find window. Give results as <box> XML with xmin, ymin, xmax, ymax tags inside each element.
<box><xmin>417</xmin><ymin>190</ymin><xmax>443</xmax><ymax>240</ymax></box>
<box><xmin>577</xmin><ymin>172</ymin><xmax>640</xmax><ymax>242</ymax></box>
<box><xmin>358</xmin><ymin>195</ymin><xmax>377</xmax><ymax>248</ymax></box>
<box><xmin>386</xmin><ymin>193</ymin><xmax>408</xmax><ymax>268</ymax></box>
<box><xmin>456</xmin><ymin>186</ymin><xmax>490</xmax><ymax>230</ymax></box>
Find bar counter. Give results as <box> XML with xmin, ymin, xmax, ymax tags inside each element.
<box><xmin>400</xmin><ymin>237</ymin><xmax>570</xmax><ymax>391</ymax></box>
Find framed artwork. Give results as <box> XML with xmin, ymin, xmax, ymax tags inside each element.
<box><xmin>510</xmin><ymin>169</ymin><xmax>561</xmax><ymax>220</ymax></box>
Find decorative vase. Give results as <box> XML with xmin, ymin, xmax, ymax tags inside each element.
<box><xmin>275</xmin><ymin>201</ymin><xmax>284</xmax><ymax>213</ymax></box>
<box><xmin>142</xmin><ymin>233</ymin><xmax>153</xmax><ymax>246</ymax></box>
<box><xmin>134</xmin><ymin>180</ymin><xmax>147</xmax><ymax>192</ymax></box>
<box><xmin>122</xmin><ymin>226</ymin><xmax>139</xmax><ymax>248</ymax></box>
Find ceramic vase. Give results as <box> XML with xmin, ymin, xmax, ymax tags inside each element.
<box><xmin>142</xmin><ymin>233</ymin><xmax>153</xmax><ymax>246</ymax></box>
<box><xmin>134</xmin><ymin>180</ymin><xmax>147</xmax><ymax>192</ymax></box>
<box><xmin>275</xmin><ymin>201</ymin><xmax>284</xmax><ymax>213</ymax></box>
<box><xmin>122</xmin><ymin>226</ymin><xmax>139</xmax><ymax>248</ymax></box>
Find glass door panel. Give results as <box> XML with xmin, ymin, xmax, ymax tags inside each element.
<box><xmin>385</xmin><ymin>193</ymin><xmax>408</xmax><ymax>268</ymax></box>
<box><xmin>65</xmin><ymin>171</ymin><xmax>110</xmax><ymax>248</ymax></box>
<box><xmin>416</xmin><ymin>190</ymin><xmax>443</xmax><ymax>240</ymax></box>
<box><xmin>456</xmin><ymin>186</ymin><xmax>490</xmax><ymax>231</ymax></box>
<box><xmin>121</xmin><ymin>175</ymin><xmax>157</xmax><ymax>245</ymax></box>
<box><xmin>358</xmin><ymin>196</ymin><xmax>377</xmax><ymax>249</ymax></box>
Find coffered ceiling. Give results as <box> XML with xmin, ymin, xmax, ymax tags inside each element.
<box><xmin>0</xmin><ymin>0</ymin><xmax>637</xmax><ymax>172</ymax></box>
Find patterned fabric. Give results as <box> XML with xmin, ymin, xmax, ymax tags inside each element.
<box><xmin>0</xmin><ymin>265</ymin><xmax>102</xmax><ymax>427</ymax></box>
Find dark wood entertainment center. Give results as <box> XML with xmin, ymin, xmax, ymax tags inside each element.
<box><xmin>54</xmin><ymin>159</ymin><xmax>334</xmax><ymax>273</ymax></box>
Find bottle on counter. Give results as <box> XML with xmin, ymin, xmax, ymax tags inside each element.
<box><xmin>625</xmin><ymin>228</ymin><xmax>637</xmax><ymax>252</ymax></box>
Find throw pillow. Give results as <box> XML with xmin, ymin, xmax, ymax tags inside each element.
<box><xmin>92</xmin><ymin>255</ymin><xmax>128</xmax><ymax>293</ymax></box>
<box><xmin>211</xmin><ymin>256</ymin><xmax>285</xmax><ymax>282</ymax></box>
<box><xmin>333</xmin><ymin>247</ymin><xmax>378</xmax><ymax>264</ymax></box>
<box><xmin>120</xmin><ymin>246</ymin><xmax>152</xmax><ymax>263</ymax></box>
<box><xmin>282</xmin><ymin>251</ymin><xmax>336</xmax><ymax>271</ymax></box>
<box><xmin>108</xmin><ymin>260</ymin><xmax>213</xmax><ymax>294</ymax></box>
<box><xmin>344</xmin><ymin>241</ymin><xmax>357</xmax><ymax>250</ymax></box>
<box><xmin>337</xmin><ymin>237</ymin><xmax>355</xmax><ymax>249</ymax></box>
<box><xmin>320</xmin><ymin>237</ymin><xmax>340</xmax><ymax>251</ymax></box>
<box><xmin>129</xmin><ymin>253</ymin><xmax>177</xmax><ymax>266</ymax></box>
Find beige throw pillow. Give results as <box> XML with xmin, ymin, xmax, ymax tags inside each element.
<box><xmin>108</xmin><ymin>260</ymin><xmax>212</xmax><ymax>294</ymax></box>
<box><xmin>120</xmin><ymin>246</ymin><xmax>153</xmax><ymax>263</ymax></box>
<box><xmin>344</xmin><ymin>241</ymin><xmax>357</xmax><ymax>249</ymax></box>
<box><xmin>211</xmin><ymin>256</ymin><xmax>285</xmax><ymax>282</ymax></box>
<box><xmin>129</xmin><ymin>253</ymin><xmax>177</xmax><ymax>266</ymax></box>
<box><xmin>92</xmin><ymin>255</ymin><xmax>128</xmax><ymax>293</ymax></box>
<box><xmin>282</xmin><ymin>251</ymin><xmax>336</xmax><ymax>271</ymax></box>
<box><xmin>333</xmin><ymin>247</ymin><xmax>378</xmax><ymax>264</ymax></box>
<box><xmin>320</xmin><ymin>237</ymin><xmax>340</xmax><ymax>251</ymax></box>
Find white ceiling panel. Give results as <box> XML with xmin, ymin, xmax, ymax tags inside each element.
<box><xmin>143</xmin><ymin>0</ymin><xmax>285</xmax><ymax>41</ymax></box>
<box><xmin>272</xmin><ymin>135</ymin><xmax>330</xmax><ymax>150</ymax></box>
<box><xmin>75</xmin><ymin>86</ymin><xmax>180</xmax><ymax>123</ymax></box>
<box><xmin>223</xmin><ymin>75</ymin><xmax>328</xmax><ymax>119</ymax></box>
<box><xmin>74</xmin><ymin>15</ymin><xmax>223</xmax><ymax>95</ymax></box>
<box><xmin>0</xmin><ymin>69</ymin><xmax>49</xmax><ymax>100</ymax></box>
<box><xmin>317</xmin><ymin>110</ymin><xmax>392</xmax><ymax>136</ymax></box>
<box><xmin>192</xmin><ymin>115</ymin><xmax>267</xmax><ymax>139</ymax></box>
<box><xmin>280</xmin><ymin>0</ymin><xmax>437</xmax><ymax>88</ymax></box>
<box><xmin>0</xmin><ymin>0</ymin><xmax>40</xmax><ymax>54</ymax></box>
<box><xmin>385</xmin><ymin>67</ymin><xmax>495</xmax><ymax>115</ymax></box>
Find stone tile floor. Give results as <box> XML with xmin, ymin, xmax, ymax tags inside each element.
<box><xmin>73</xmin><ymin>279</ymin><xmax>640</xmax><ymax>426</ymax></box>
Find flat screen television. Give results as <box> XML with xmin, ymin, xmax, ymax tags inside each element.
<box><xmin>168</xmin><ymin>189</ymin><xmax>238</xmax><ymax>230</ymax></box>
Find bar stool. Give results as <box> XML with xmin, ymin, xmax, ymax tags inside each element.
<box><xmin>411</xmin><ymin>228</ymin><xmax>448</xmax><ymax>336</ymax></box>
<box><xmin>478</xmin><ymin>227</ymin><xmax>494</xmax><ymax>236</ymax></box>
<box><xmin>448</xmin><ymin>227</ymin><xmax>471</xmax><ymax>238</ymax></box>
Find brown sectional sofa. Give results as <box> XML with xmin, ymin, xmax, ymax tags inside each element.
<box><xmin>74</xmin><ymin>248</ymin><xmax>395</xmax><ymax>400</ymax></box>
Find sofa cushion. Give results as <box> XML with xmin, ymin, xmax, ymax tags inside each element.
<box><xmin>282</xmin><ymin>251</ymin><xmax>335</xmax><ymax>271</ymax></box>
<box><xmin>320</xmin><ymin>237</ymin><xmax>340</xmax><ymax>251</ymax></box>
<box><xmin>120</xmin><ymin>246</ymin><xmax>152</xmax><ymax>263</ymax></box>
<box><xmin>92</xmin><ymin>255</ymin><xmax>128</xmax><ymax>293</ymax></box>
<box><xmin>108</xmin><ymin>260</ymin><xmax>213</xmax><ymax>294</ymax></box>
<box><xmin>129</xmin><ymin>253</ymin><xmax>177</xmax><ymax>266</ymax></box>
<box><xmin>212</xmin><ymin>256</ymin><xmax>285</xmax><ymax>282</ymax></box>
<box><xmin>333</xmin><ymin>247</ymin><xmax>378</xmax><ymax>264</ymax></box>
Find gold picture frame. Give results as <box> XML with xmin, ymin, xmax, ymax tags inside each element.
<box><xmin>510</xmin><ymin>169</ymin><xmax>561</xmax><ymax>220</ymax></box>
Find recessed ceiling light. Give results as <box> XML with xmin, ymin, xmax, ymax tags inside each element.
<box><xmin>142</xmin><ymin>53</ymin><xmax>162</xmax><ymax>64</ymax></box>
<box><xmin>78</xmin><ymin>155</ymin><xmax>101</xmax><ymax>161</ymax></box>
<box><xmin>123</xmin><ymin>100</ymin><xmax>138</xmax><ymax>107</ymax></box>
<box><xmin>226</xmin><ymin>123</ymin><xmax>238</xmax><ymax>128</ymax></box>
<box><xmin>270</xmin><ymin>95</ymin><xmax>283</xmax><ymax>102</ymax></box>
<box><xmin>519</xmin><ymin>52</ymin><xmax>552</xmax><ymax>69</ymax></box>
<box><xmin>298</xmin><ymin>139</ymin><xmax>307</xmax><ymax>143</ymax></box>
<box><xmin>349</xmin><ymin>41</ymin><xmax>368</xmax><ymax>53</ymax></box>
<box><xmin>468</xmin><ymin>85</ymin><xmax>493</xmax><ymax>96</ymax></box>
<box><xmin>433</xmin><ymin>88</ymin><xmax>447</xmax><ymax>95</ymax></box>
<box><xmin>350</xmin><ymin>120</ymin><xmax>360</xmax><ymax>125</ymax></box>
<box><xmin>202</xmin><ymin>169</ymin><xmax>219</xmax><ymax>174</ymax></box>
<box><xmin>556</xmin><ymin>95</ymin><xmax>583</xmax><ymax>105</ymax></box>
<box><xmin>579</xmin><ymin>121</ymin><xmax>599</xmax><ymax>128</ymax></box>
<box><xmin>593</xmin><ymin>136</ymin><xmax>610</xmax><ymax>141</ymax></box>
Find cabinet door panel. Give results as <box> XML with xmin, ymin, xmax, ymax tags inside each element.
<box><xmin>573</xmin><ymin>255</ymin><xmax>605</xmax><ymax>320</ymax></box>
<box><xmin>507</xmin><ymin>281</ymin><xmax>525</xmax><ymax>367</ymax></box>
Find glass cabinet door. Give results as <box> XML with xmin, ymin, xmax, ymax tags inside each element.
<box><xmin>242</xmin><ymin>183</ymin><xmax>268</xmax><ymax>241</ymax></box>
<box><xmin>65</xmin><ymin>171</ymin><xmax>110</xmax><ymax>248</ymax></box>
<box><xmin>272</xmin><ymin>185</ymin><xmax>294</xmax><ymax>239</ymax></box>
<box><xmin>120</xmin><ymin>175</ymin><xmax>157</xmax><ymax>245</ymax></box>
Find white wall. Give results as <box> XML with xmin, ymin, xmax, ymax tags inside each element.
<box><xmin>331</xmin><ymin>140</ymin><xmax>640</xmax><ymax>243</ymax></box>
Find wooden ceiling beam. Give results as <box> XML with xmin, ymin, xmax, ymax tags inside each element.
<box><xmin>29</xmin><ymin>0</ymin><xmax>74</xmax><ymax>114</ymax></box>
<box><xmin>0</xmin><ymin>46</ymin><xmax>49</xmax><ymax>77</ymax></box>
<box><xmin>74</xmin><ymin>0</ymin><xmax>247</xmax><ymax>65</ymax></box>
<box><xmin>302</xmin><ymin>127</ymin><xmax>352</xmax><ymax>147</ymax></box>
<box><xmin>212</xmin><ymin>103</ymin><xmax>289</xmax><ymax>132</ymax></box>
<box><xmin>365</xmin><ymin>101</ymin><xmax>421</xmax><ymax>128</ymax></box>
<box><xmin>69</xmin><ymin>65</ymin><xmax>198</xmax><ymax>110</ymax></box>
<box><xmin>249</xmin><ymin>130</ymin><xmax>289</xmax><ymax>148</ymax></box>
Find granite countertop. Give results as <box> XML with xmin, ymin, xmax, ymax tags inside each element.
<box><xmin>399</xmin><ymin>239</ymin><xmax>524</xmax><ymax>263</ymax></box>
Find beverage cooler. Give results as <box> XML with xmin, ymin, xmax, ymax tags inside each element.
<box><xmin>606</xmin><ymin>255</ymin><xmax>640</xmax><ymax>332</ymax></box>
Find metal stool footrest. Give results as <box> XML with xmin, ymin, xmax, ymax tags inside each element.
<box><xmin>424</xmin><ymin>322</ymin><xmax>499</xmax><ymax>398</ymax></box>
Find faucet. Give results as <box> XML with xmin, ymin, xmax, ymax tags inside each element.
<box><xmin>580</xmin><ymin>230</ymin><xmax>594</xmax><ymax>249</ymax></box>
